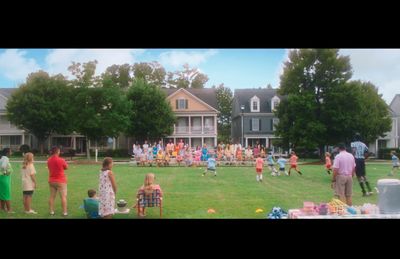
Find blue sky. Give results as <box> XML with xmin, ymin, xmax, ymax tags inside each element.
<box><xmin>0</xmin><ymin>49</ymin><xmax>286</xmax><ymax>90</ymax></box>
<box><xmin>0</xmin><ymin>49</ymin><xmax>398</xmax><ymax>103</ymax></box>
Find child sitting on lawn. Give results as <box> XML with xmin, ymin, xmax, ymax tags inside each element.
<box><xmin>83</xmin><ymin>189</ymin><xmax>100</xmax><ymax>219</ymax></box>
<box><xmin>164</xmin><ymin>152</ymin><xmax>170</xmax><ymax>166</ymax></box>
<box><xmin>135</xmin><ymin>173</ymin><xmax>163</xmax><ymax>217</ymax></box>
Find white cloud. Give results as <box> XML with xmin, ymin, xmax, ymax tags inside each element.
<box><xmin>45</xmin><ymin>49</ymin><xmax>145</xmax><ymax>77</ymax></box>
<box><xmin>159</xmin><ymin>49</ymin><xmax>218</xmax><ymax>68</ymax></box>
<box><xmin>0</xmin><ymin>49</ymin><xmax>41</xmax><ymax>82</ymax></box>
<box><xmin>340</xmin><ymin>49</ymin><xmax>400</xmax><ymax>104</ymax></box>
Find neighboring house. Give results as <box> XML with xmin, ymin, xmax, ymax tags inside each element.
<box><xmin>0</xmin><ymin>88</ymin><xmax>116</xmax><ymax>153</ymax></box>
<box><xmin>0</xmin><ymin>87</ymin><xmax>218</xmax><ymax>153</ymax></box>
<box><xmin>0</xmin><ymin>88</ymin><xmax>32</xmax><ymax>150</ymax></box>
<box><xmin>231</xmin><ymin>89</ymin><xmax>282</xmax><ymax>149</ymax></box>
<box><xmin>369</xmin><ymin>95</ymin><xmax>400</xmax><ymax>156</ymax></box>
<box><xmin>162</xmin><ymin>88</ymin><xmax>219</xmax><ymax>148</ymax></box>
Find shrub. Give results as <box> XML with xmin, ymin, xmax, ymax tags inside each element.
<box><xmin>20</xmin><ymin>144</ymin><xmax>30</xmax><ymax>153</ymax></box>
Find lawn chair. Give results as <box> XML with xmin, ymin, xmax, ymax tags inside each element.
<box><xmin>136</xmin><ymin>189</ymin><xmax>163</xmax><ymax>218</ymax></box>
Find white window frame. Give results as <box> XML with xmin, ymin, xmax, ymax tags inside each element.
<box><xmin>252</xmin><ymin>118</ymin><xmax>259</xmax><ymax>132</ymax></box>
<box><xmin>177</xmin><ymin>99</ymin><xmax>186</xmax><ymax>110</ymax></box>
<box><xmin>271</xmin><ymin>96</ymin><xmax>280</xmax><ymax>111</ymax></box>
<box><xmin>250</xmin><ymin>96</ymin><xmax>260</xmax><ymax>112</ymax></box>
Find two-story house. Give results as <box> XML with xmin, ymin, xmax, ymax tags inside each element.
<box><xmin>231</xmin><ymin>89</ymin><xmax>281</xmax><ymax>148</ymax></box>
<box><xmin>369</xmin><ymin>94</ymin><xmax>399</xmax><ymax>156</ymax></box>
<box><xmin>162</xmin><ymin>88</ymin><xmax>219</xmax><ymax>148</ymax></box>
<box><xmin>0</xmin><ymin>88</ymin><xmax>31</xmax><ymax>150</ymax></box>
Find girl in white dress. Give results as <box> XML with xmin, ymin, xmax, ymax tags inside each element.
<box><xmin>99</xmin><ymin>157</ymin><xmax>117</xmax><ymax>219</ymax></box>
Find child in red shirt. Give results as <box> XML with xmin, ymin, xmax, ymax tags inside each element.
<box><xmin>255</xmin><ymin>154</ymin><xmax>264</xmax><ymax>182</ymax></box>
<box><xmin>288</xmin><ymin>151</ymin><xmax>302</xmax><ymax>176</ymax></box>
<box><xmin>325</xmin><ymin>152</ymin><xmax>332</xmax><ymax>175</ymax></box>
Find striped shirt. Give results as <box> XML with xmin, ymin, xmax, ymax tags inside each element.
<box><xmin>351</xmin><ymin>141</ymin><xmax>368</xmax><ymax>159</ymax></box>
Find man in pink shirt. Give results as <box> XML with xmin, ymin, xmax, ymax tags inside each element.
<box><xmin>47</xmin><ymin>146</ymin><xmax>68</xmax><ymax>216</ymax></box>
<box><xmin>332</xmin><ymin>143</ymin><xmax>356</xmax><ymax>206</ymax></box>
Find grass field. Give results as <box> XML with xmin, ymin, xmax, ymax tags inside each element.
<box><xmin>0</xmin><ymin>162</ymin><xmax>397</xmax><ymax>219</ymax></box>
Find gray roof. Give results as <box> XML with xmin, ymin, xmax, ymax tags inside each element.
<box><xmin>0</xmin><ymin>88</ymin><xmax>17</xmax><ymax>99</ymax></box>
<box><xmin>233</xmin><ymin>88</ymin><xmax>282</xmax><ymax>113</ymax></box>
<box><xmin>161</xmin><ymin>88</ymin><xmax>218</xmax><ymax>110</ymax></box>
<box><xmin>0</xmin><ymin>88</ymin><xmax>18</xmax><ymax>111</ymax></box>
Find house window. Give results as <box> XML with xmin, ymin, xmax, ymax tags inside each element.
<box><xmin>271</xmin><ymin>96</ymin><xmax>280</xmax><ymax>111</ymax></box>
<box><xmin>176</xmin><ymin>99</ymin><xmax>188</xmax><ymax>110</ymax></box>
<box><xmin>0</xmin><ymin>115</ymin><xmax>10</xmax><ymax>126</ymax></box>
<box><xmin>378</xmin><ymin>139</ymin><xmax>387</xmax><ymax>149</ymax></box>
<box><xmin>251</xmin><ymin>118</ymin><xmax>260</xmax><ymax>132</ymax></box>
<box><xmin>250</xmin><ymin>96</ymin><xmax>260</xmax><ymax>112</ymax></box>
<box><xmin>10</xmin><ymin>136</ymin><xmax>22</xmax><ymax>145</ymax></box>
<box><xmin>252</xmin><ymin>101</ymin><xmax>258</xmax><ymax>111</ymax></box>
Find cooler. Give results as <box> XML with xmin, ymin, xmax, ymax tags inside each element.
<box><xmin>377</xmin><ymin>179</ymin><xmax>400</xmax><ymax>214</ymax></box>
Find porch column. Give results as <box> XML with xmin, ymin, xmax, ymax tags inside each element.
<box><xmin>21</xmin><ymin>134</ymin><xmax>25</xmax><ymax>145</ymax></box>
<box><xmin>266</xmin><ymin>138</ymin><xmax>268</xmax><ymax>148</ymax></box>
<box><xmin>376</xmin><ymin>139</ymin><xmax>378</xmax><ymax>158</ymax></box>
<box><xmin>189</xmin><ymin>138</ymin><xmax>191</xmax><ymax>148</ymax></box>
<box><xmin>72</xmin><ymin>136</ymin><xmax>76</xmax><ymax>150</ymax></box>
<box><xmin>214</xmin><ymin>137</ymin><xmax>217</xmax><ymax>147</ymax></box>
<box><xmin>188</xmin><ymin>116</ymin><xmax>191</xmax><ymax>134</ymax></box>
<box><xmin>201</xmin><ymin>116</ymin><xmax>204</xmax><ymax>134</ymax></box>
<box><xmin>113</xmin><ymin>137</ymin><xmax>116</xmax><ymax>150</ymax></box>
<box><xmin>245</xmin><ymin>138</ymin><xmax>248</xmax><ymax>148</ymax></box>
<box><xmin>214</xmin><ymin>115</ymin><xmax>217</xmax><ymax>135</ymax></box>
<box><xmin>201</xmin><ymin>137</ymin><xmax>204</xmax><ymax>147</ymax></box>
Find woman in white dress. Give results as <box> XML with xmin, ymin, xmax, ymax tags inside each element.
<box><xmin>99</xmin><ymin>157</ymin><xmax>117</xmax><ymax>219</ymax></box>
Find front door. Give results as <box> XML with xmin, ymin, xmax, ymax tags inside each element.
<box><xmin>76</xmin><ymin>137</ymin><xmax>87</xmax><ymax>154</ymax></box>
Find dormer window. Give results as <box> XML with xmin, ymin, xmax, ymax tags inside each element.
<box><xmin>271</xmin><ymin>96</ymin><xmax>280</xmax><ymax>111</ymax></box>
<box><xmin>250</xmin><ymin>96</ymin><xmax>260</xmax><ymax>112</ymax></box>
<box><xmin>176</xmin><ymin>98</ymin><xmax>188</xmax><ymax>110</ymax></box>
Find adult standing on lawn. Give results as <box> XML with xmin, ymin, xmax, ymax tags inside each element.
<box><xmin>332</xmin><ymin>143</ymin><xmax>356</xmax><ymax>206</ymax></box>
<box><xmin>47</xmin><ymin>146</ymin><xmax>69</xmax><ymax>216</ymax></box>
<box><xmin>351</xmin><ymin>133</ymin><xmax>373</xmax><ymax>197</ymax></box>
<box><xmin>0</xmin><ymin>148</ymin><xmax>14</xmax><ymax>213</ymax></box>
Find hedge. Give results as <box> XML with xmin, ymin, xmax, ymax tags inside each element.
<box><xmin>378</xmin><ymin>148</ymin><xmax>400</xmax><ymax>159</ymax></box>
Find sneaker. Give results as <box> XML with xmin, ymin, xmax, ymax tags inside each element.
<box><xmin>25</xmin><ymin>210</ymin><xmax>38</xmax><ymax>214</ymax></box>
<box><xmin>62</xmin><ymin>212</ymin><xmax>68</xmax><ymax>217</ymax></box>
<box><xmin>50</xmin><ymin>211</ymin><xmax>55</xmax><ymax>216</ymax></box>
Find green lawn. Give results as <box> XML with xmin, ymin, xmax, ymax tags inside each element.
<box><xmin>0</xmin><ymin>162</ymin><xmax>396</xmax><ymax>219</ymax></box>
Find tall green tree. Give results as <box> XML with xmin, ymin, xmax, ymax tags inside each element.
<box><xmin>276</xmin><ymin>49</ymin><xmax>391</xmax><ymax>156</ymax></box>
<box><xmin>6</xmin><ymin>71</ymin><xmax>75</xmax><ymax>154</ymax></box>
<box><xmin>167</xmin><ymin>63</ymin><xmax>209</xmax><ymax>88</ymax></box>
<box><xmin>69</xmin><ymin>61</ymin><xmax>131</xmax><ymax>158</ymax></box>
<box><xmin>276</xmin><ymin>49</ymin><xmax>352</xmax><ymax>153</ymax></box>
<box><xmin>323</xmin><ymin>80</ymin><xmax>392</xmax><ymax>145</ymax></box>
<box><xmin>101</xmin><ymin>64</ymin><xmax>132</xmax><ymax>89</ymax></box>
<box><xmin>215</xmin><ymin>83</ymin><xmax>233</xmax><ymax>143</ymax></box>
<box><xmin>132</xmin><ymin>62</ymin><xmax>166</xmax><ymax>86</ymax></box>
<box><xmin>125</xmin><ymin>79</ymin><xmax>176</xmax><ymax>140</ymax></box>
